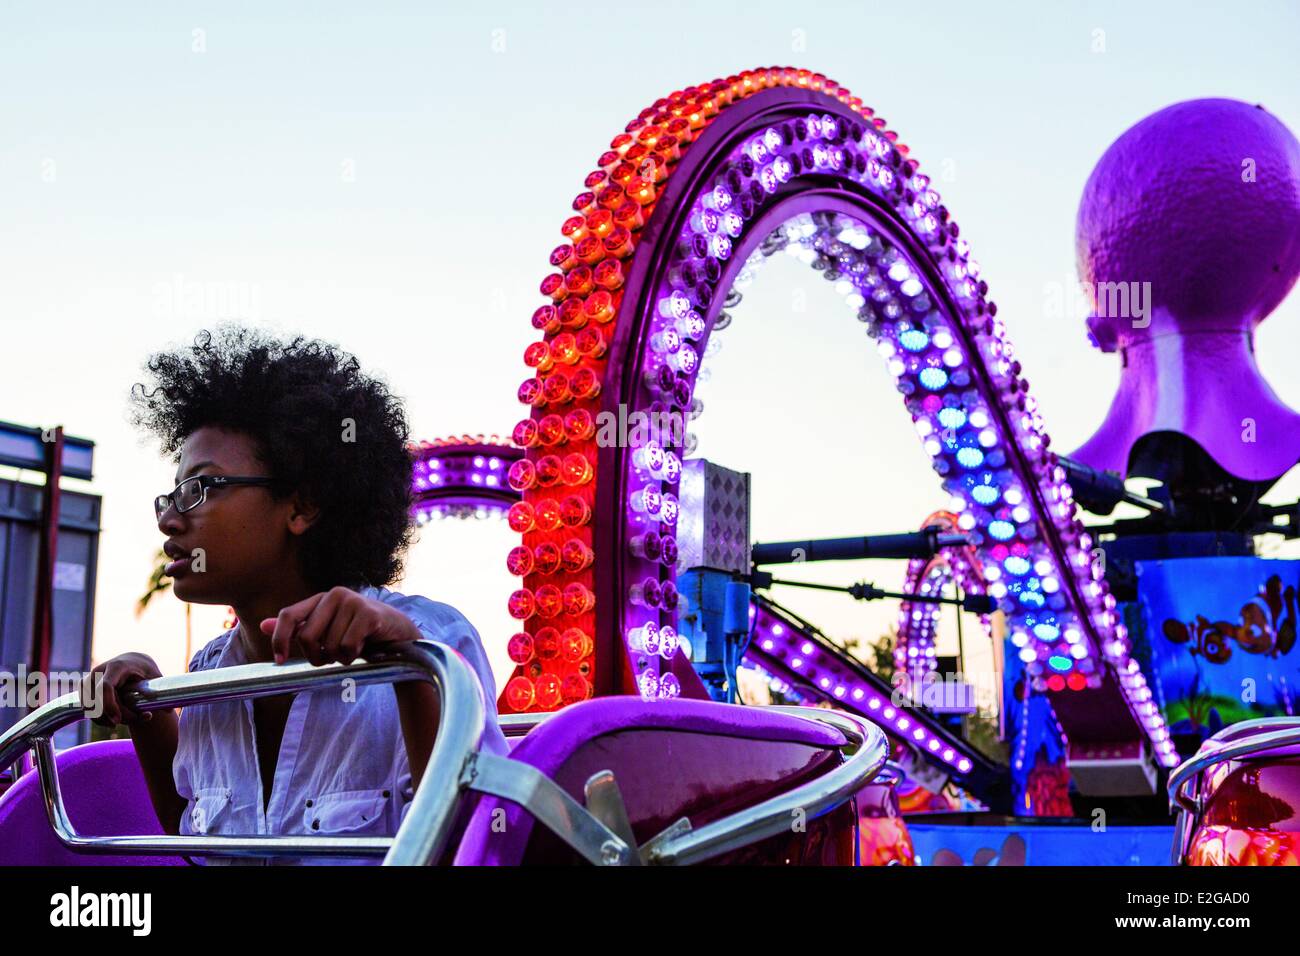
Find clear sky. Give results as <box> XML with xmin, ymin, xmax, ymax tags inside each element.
<box><xmin>2</xmin><ymin>1</ymin><xmax>1298</xmax><ymax>703</ymax></box>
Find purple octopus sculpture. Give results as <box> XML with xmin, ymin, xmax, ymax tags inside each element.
<box><xmin>1072</xmin><ymin>98</ymin><xmax>1300</xmax><ymax>490</ymax></box>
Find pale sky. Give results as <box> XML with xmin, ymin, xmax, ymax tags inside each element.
<box><xmin>2</xmin><ymin>1</ymin><xmax>1298</xmax><ymax>704</ymax></box>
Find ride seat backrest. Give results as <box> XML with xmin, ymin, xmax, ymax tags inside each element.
<box><xmin>0</xmin><ymin>739</ymin><xmax>188</xmax><ymax>866</ymax></box>
<box><xmin>454</xmin><ymin>697</ymin><xmax>848</xmax><ymax>865</ymax></box>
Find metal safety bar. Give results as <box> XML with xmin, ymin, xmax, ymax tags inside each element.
<box><xmin>0</xmin><ymin>641</ymin><xmax>485</xmax><ymax>866</ymax></box>
<box><xmin>1166</xmin><ymin>717</ymin><xmax>1300</xmax><ymax>864</ymax></box>
<box><xmin>641</xmin><ymin>706</ymin><xmax>888</xmax><ymax>865</ymax></box>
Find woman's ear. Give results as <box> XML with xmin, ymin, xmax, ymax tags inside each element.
<box><xmin>286</xmin><ymin>492</ymin><xmax>321</xmax><ymax>536</ymax></box>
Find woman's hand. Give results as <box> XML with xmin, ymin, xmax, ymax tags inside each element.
<box><xmin>261</xmin><ymin>587</ymin><xmax>423</xmax><ymax>666</ymax></box>
<box><xmin>86</xmin><ymin>652</ymin><xmax>163</xmax><ymax>728</ymax></box>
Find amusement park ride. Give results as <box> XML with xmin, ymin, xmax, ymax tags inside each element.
<box><xmin>1</xmin><ymin>67</ymin><xmax>1299</xmax><ymax>866</ymax></box>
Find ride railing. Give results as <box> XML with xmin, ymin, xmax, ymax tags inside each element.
<box><xmin>1166</xmin><ymin>716</ymin><xmax>1300</xmax><ymax>865</ymax></box>
<box><xmin>0</xmin><ymin>645</ymin><xmax>889</xmax><ymax>866</ymax></box>
<box><xmin>0</xmin><ymin>641</ymin><xmax>484</xmax><ymax>864</ymax></box>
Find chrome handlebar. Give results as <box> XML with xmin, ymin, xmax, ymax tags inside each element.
<box><xmin>643</xmin><ymin>705</ymin><xmax>888</xmax><ymax>865</ymax></box>
<box><xmin>1166</xmin><ymin>717</ymin><xmax>1300</xmax><ymax>864</ymax></box>
<box><xmin>1167</xmin><ymin>718</ymin><xmax>1300</xmax><ymax>815</ymax></box>
<box><xmin>0</xmin><ymin>641</ymin><xmax>485</xmax><ymax>865</ymax></box>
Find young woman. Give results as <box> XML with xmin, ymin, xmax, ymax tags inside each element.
<box><xmin>92</xmin><ymin>325</ymin><xmax>507</xmax><ymax>864</ymax></box>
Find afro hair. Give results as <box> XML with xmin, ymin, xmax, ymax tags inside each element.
<box><xmin>129</xmin><ymin>324</ymin><xmax>415</xmax><ymax>591</ymax></box>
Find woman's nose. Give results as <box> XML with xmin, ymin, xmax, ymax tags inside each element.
<box><xmin>156</xmin><ymin>503</ymin><xmax>185</xmax><ymax>533</ymax></box>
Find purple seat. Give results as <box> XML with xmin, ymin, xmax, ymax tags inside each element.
<box><xmin>0</xmin><ymin>740</ymin><xmax>187</xmax><ymax>866</ymax></box>
<box><xmin>454</xmin><ymin>697</ymin><xmax>852</xmax><ymax>865</ymax></box>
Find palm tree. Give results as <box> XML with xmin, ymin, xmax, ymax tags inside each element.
<box><xmin>137</xmin><ymin>546</ymin><xmax>192</xmax><ymax>668</ymax></box>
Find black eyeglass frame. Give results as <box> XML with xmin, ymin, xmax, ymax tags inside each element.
<box><xmin>154</xmin><ymin>475</ymin><xmax>279</xmax><ymax>519</ymax></box>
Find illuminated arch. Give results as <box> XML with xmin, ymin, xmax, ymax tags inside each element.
<box><xmin>498</xmin><ymin>66</ymin><xmax>1173</xmax><ymax>767</ymax></box>
<box><xmin>894</xmin><ymin>511</ymin><xmax>991</xmax><ymax>689</ymax></box>
<box><xmin>410</xmin><ymin>436</ymin><xmax>521</xmax><ymax>523</ymax></box>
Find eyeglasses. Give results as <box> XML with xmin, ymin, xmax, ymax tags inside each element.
<box><xmin>154</xmin><ymin>475</ymin><xmax>278</xmax><ymax>519</ymax></box>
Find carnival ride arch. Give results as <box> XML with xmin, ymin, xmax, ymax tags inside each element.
<box><xmin>894</xmin><ymin>511</ymin><xmax>991</xmax><ymax>689</ymax></box>
<box><xmin>496</xmin><ymin>67</ymin><xmax>1174</xmax><ymax>771</ymax></box>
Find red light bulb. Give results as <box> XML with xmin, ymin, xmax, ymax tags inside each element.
<box><xmin>575</xmin><ymin>236</ymin><xmax>605</xmax><ymax>265</ymax></box>
<box><xmin>593</xmin><ymin>259</ymin><xmax>625</xmax><ymax>293</ymax></box>
<box><xmin>506</xmin><ymin>546</ymin><xmax>534</xmax><ymax>576</ymax></box>
<box><xmin>537</xmin><ymin>414</ymin><xmax>566</xmax><ymax>446</ymax></box>
<box><xmin>564</xmin><ymin>265</ymin><xmax>594</xmax><ymax>297</ymax></box>
<box><xmin>560</xmin><ymin>495</ymin><xmax>591</xmax><ymax>527</ymax></box>
<box><xmin>560</xmin><ymin>628</ymin><xmax>592</xmax><ymax>662</ymax></box>
<box><xmin>561</xmin><ymin>451</ymin><xmax>593</xmax><ymax>485</ymax></box>
<box><xmin>531</xmin><ymin>305</ymin><xmax>560</xmax><ymax>334</ymax></box>
<box><xmin>564</xmin><ymin>408</ymin><xmax>596</xmax><ymax>441</ymax></box>
<box><xmin>584</xmin><ymin>290</ymin><xmax>616</xmax><ymax>324</ymax></box>
<box><xmin>535</xmin><ymin>498</ymin><xmax>563</xmax><ymax>531</ymax></box>
<box><xmin>561</xmin><ymin>674</ymin><xmax>592</xmax><ymax>705</ymax></box>
<box><xmin>535</xmin><ymin>454</ymin><xmax>562</xmax><ymax>487</ymax></box>
<box><xmin>557</xmin><ymin>298</ymin><xmax>586</xmax><ymax>330</ymax></box>
<box><xmin>534</xmin><ymin>626</ymin><xmax>560</xmax><ymax>660</ymax></box>
<box><xmin>570</xmin><ymin>368</ymin><xmax>601</xmax><ymax>401</ymax></box>
<box><xmin>535</xmin><ymin>673</ymin><xmax>562</xmax><ymax>710</ymax></box>
<box><xmin>535</xmin><ymin>584</ymin><xmax>564</xmax><ymax>618</ymax></box>
<box><xmin>507</xmin><ymin>589</ymin><xmax>536</xmax><ymax>620</ymax></box>
<box><xmin>584</xmin><ymin>208</ymin><xmax>613</xmax><ymax>237</ymax></box>
<box><xmin>560</xmin><ymin>538</ymin><xmax>594</xmax><ymax>573</ymax></box>
<box><xmin>512</xmin><ymin>418</ymin><xmax>539</xmax><ymax>448</ymax></box>
<box><xmin>539</xmin><ymin>273</ymin><xmax>567</xmax><ymax>302</ymax></box>
<box><xmin>507</xmin><ymin>501</ymin><xmax>536</xmax><ymax>533</ymax></box>
<box><xmin>517</xmin><ymin>377</ymin><xmax>544</xmax><ymax>406</ymax></box>
<box><xmin>563</xmin><ymin>582</ymin><xmax>595</xmax><ymax>616</ymax></box>
<box><xmin>533</xmin><ymin>542</ymin><xmax>561</xmax><ymax>575</ymax></box>
<box><xmin>549</xmin><ymin>243</ymin><xmax>576</xmax><ymax>271</ymax></box>
<box><xmin>575</xmin><ymin>327</ymin><xmax>606</xmax><ymax>359</ymax></box>
<box><xmin>507</xmin><ymin>632</ymin><xmax>535</xmax><ymax>664</ymax></box>
<box><xmin>550</xmin><ymin>333</ymin><xmax>579</xmax><ymax>364</ymax></box>
<box><xmin>541</xmin><ymin>373</ymin><xmax>572</xmax><ymax>405</ymax></box>
<box><xmin>613</xmin><ymin>200</ymin><xmax>644</xmax><ymax>230</ymax></box>
<box><xmin>507</xmin><ymin>459</ymin><xmax>537</xmax><ymax>492</ymax></box>
<box><xmin>523</xmin><ymin>341</ymin><xmax>553</xmax><ymax>372</ymax></box>
<box><xmin>504</xmin><ymin>676</ymin><xmax>535</xmax><ymax>712</ymax></box>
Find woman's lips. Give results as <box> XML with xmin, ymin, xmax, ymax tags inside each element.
<box><xmin>164</xmin><ymin>557</ymin><xmax>191</xmax><ymax>577</ymax></box>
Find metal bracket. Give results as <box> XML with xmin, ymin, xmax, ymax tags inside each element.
<box><xmin>584</xmin><ymin>770</ymin><xmax>642</xmax><ymax>865</ymax></box>
<box><xmin>638</xmin><ymin>817</ymin><xmax>693</xmax><ymax>863</ymax></box>
<box><xmin>460</xmin><ymin>752</ymin><xmax>637</xmax><ymax>866</ymax></box>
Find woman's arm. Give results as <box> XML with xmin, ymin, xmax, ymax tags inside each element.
<box><xmin>129</xmin><ymin>711</ymin><xmax>188</xmax><ymax>834</ymax></box>
<box><xmin>394</xmin><ymin>681</ymin><xmax>440</xmax><ymax>790</ymax></box>
<box><xmin>89</xmin><ymin>652</ymin><xmax>188</xmax><ymax>834</ymax></box>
